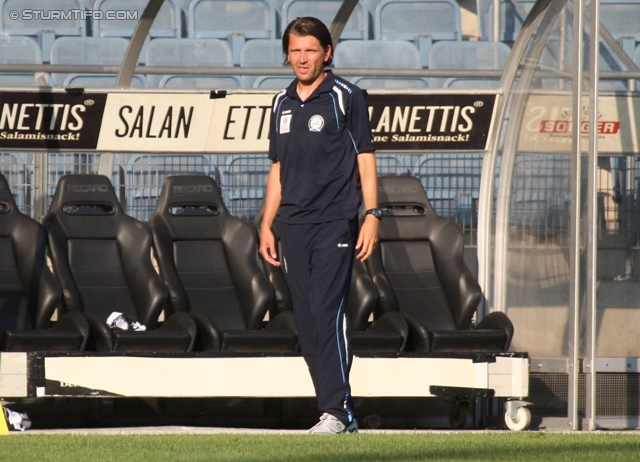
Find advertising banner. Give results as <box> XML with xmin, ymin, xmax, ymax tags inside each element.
<box><xmin>0</xmin><ymin>90</ymin><xmax>499</xmax><ymax>153</ymax></box>
<box><xmin>367</xmin><ymin>93</ymin><xmax>497</xmax><ymax>151</ymax></box>
<box><xmin>204</xmin><ymin>94</ymin><xmax>272</xmax><ymax>153</ymax></box>
<box><xmin>96</xmin><ymin>93</ymin><xmax>215</xmax><ymax>152</ymax></box>
<box><xmin>0</xmin><ymin>92</ymin><xmax>106</xmax><ymax>150</ymax></box>
<box><xmin>518</xmin><ymin>93</ymin><xmax>640</xmax><ymax>153</ymax></box>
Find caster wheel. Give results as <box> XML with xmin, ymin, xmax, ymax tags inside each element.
<box><xmin>504</xmin><ymin>406</ymin><xmax>531</xmax><ymax>431</ymax></box>
<box><xmin>449</xmin><ymin>401</ymin><xmax>469</xmax><ymax>429</ymax></box>
<box><xmin>363</xmin><ymin>415</ymin><xmax>382</xmax><ymax>429</ymax></box>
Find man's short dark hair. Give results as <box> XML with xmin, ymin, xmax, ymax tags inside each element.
<box><xmin>282</xmin><ymin>17</ymin><xmax>333</xmax><ymax>67</ymax></box>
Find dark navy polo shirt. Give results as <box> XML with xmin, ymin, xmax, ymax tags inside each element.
<box><xmin>268</xmin><ymin>70</ymin><xmax>375</xmax><ymax>224</ymax></box>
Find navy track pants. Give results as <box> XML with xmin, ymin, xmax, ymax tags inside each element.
<box><xmin>279</xmin><ymin>218</ymin><xmax>357</xmax><ymax>426</ymax></box>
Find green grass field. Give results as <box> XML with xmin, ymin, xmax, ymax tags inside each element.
<box><xmin>4</xmin><ymin>432</ymin><xmax>640</xmax><ymax>461</ymax></box>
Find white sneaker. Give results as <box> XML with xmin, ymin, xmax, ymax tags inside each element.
<box><xmin>307</xmin><ymin>413</ymin><xmax>358</xmax><ymax>435</ymax></box>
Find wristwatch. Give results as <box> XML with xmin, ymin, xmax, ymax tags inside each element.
<box><xmin>365</xmin><ymin>208</ymin><xmax>383</xmax><ymax>219</ymax></box>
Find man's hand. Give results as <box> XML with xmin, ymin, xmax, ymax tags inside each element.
<box><xmin>355</xmin><ymin>214</ymin><xmax>379</xmax><ymax>261</ymax></box>
<box><xmin>259</xmin><ymin>162</ymin><xmax>282</xmax><ymax>267</ymax></box>
<box><xmin>259</xmin><ymin>226</ymin><xmax>281</xmax><ymax>267</ymax></box>
<box><xmin>356</xmin><ymin>153</ymin><xmax>379</xmax><ymax>261</ymax></box>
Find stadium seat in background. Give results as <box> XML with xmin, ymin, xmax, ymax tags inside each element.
<box><xmin>221</xmin><ymin>155</ymin><xmax>271</xmax><ymax>222</ymax></box>
<box><xmin>145</xmin><ymin>38</ymin><xmax>235</xmax><ymax>87</ymax></box>
<box><xmin>443</xmin><ymin>77</ymin><xmax>501</xmax><ymax>88</ymax></box>
<box><xmin>63</xmin><ymin>73</ymin><xmax>150</xmax><ymax>87</ymax></box>
<box><xmin>174</xmin><ymin>0</ymin><xmax>192</xmax><ymax>10</ymax></box>
<box><xmin>92</xmin><ymin>0</ymin><xmax>183</xmax><ymax>63</ymax></box>
<box><xmin>270</xmin><ymin>0</ymin><xmax>287</xmax><ymax>9</ymax></box>
<box><xmin>334</xmin><ymin>40</ymin><xmax>430</xmax><ymax>88</ymax></box>
<box><xmin>334</xmin><ymin>40</ymin><xmax>423</xmax><ymax>69</ymax></box>
<box><xmin>366</xmin><ymin>176</ymin><xmax>514</xmax><ymax>353</ymax></box>
<box><xmin>159</xmin><ymin>74</ymin><xmax>243</xmax><ymax>88</ymax></box>
<box><xmin>374</xmin><ymin>0</ymin><xmax>462</xmax><ymax>67</ymax></box>
<box><xmin>282</xmin><ymin>0</ymin><xmax>370</xmax><ymax>40</ymax></box>
<box><xmin>252</xmin><ymin>210</ymin><xmax>409</xmax><ymax>354</ymax></box>
<box><xmin>44</xmin><ymin>174</ymin><xmax>196</xmax><ymax>352</ymax></box>
<box><xmin>0</xmin><ymin>36</ymin><xmax>45</xmax><ymax>86</ymax></box>
<box><xmin>427</xmin><ymin>40</ymin><xmax>510</xmax><ymax>87</ymax></box>
<box><xmin>174</xmin><ymin>0</ymin><xmax>192</xmax><ymax>37</ymax></box>
<box><xmin>351</xmin><ymin>76</ymin><xmax>431</xmax><ymax>89</ymax></box>
<box><xmin>93</xmin><ymin>0</ymin><xmax>182</xmax><ymax>38</ymax></box>
<box><xmin>188</xmin><ymin>0</ymin><xmax>278</xmax><ymax>65</ymax></box>
<box><xmin>362</xmin><ymin>0</ymin><xmax>383</xmax><ymax>36</ymax></box>
<box><xmin>253</xmin><ymin>76</ymin><xmax>293</xmax><ymax>88</ymax></box>
<box><xmin>480</xmin><ymin>0</ymin><xmax>535</xmax><ymax>43</ymax></box>
<box><xmin>240</xmin><ymin>39</ymin><xmax>285</xmax><ymax>88</ymax></box>
<box><xmin>475</xmin><ymin>0</ymin><xmax>492</xmax><ymax>41</ymax></box>
<box><xmin>150</xmin><ymin>175</ymin><xmax>298</xmax><ymax>353</ymax></box>
<box><xmin>0</xmin><ymin>173</ymin><xmax>90</xmax><ymax>352</ymax></box>
<box><xmin>363</xmin><ymin>0</ymin><xmax>385</xmax><ymax>11</ymax></box>
<box><xmin>0</xmin><ymin>0</ymin><xmax>87</xmax><ymax>63</ymax></box>
<box><xmin>49</xmin><ymin>36</ymin><xmax>131</xmax><ymax>86</ymax></box>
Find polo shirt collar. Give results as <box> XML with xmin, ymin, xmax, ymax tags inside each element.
<box><xmin>286</xmin><ymin>69</ymin><xmax>336</xmax><ymax>102</ymax></box>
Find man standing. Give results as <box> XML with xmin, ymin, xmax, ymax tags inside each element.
<box><xmin>259</xmin><ymin>17</ymin><xmax>380</xmax><ymax>435</ymax></box>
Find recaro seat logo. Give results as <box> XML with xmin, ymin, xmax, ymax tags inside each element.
<box><xmin>67</xmin><ymin>184</ymin><xmax>109</xmax><ymax>193</ymax></box>
<box><xmin>379</xmin><ymin>185</ymin><xmax>420</xmax><ymax>194</ymax></box>
<box><xmin>172</xmin><ymin>185</ymin><xmax>213</xmax><ymax>194</ymax></box>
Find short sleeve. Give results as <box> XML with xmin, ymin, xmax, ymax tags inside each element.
<box><xmin>268</xmin><ymin>95</ymin><xmax>279</xmax><ymax>161</ymax></box>
<box><xmin>347</xmin><ymin>87</ymin><xmax>376</xmax><ymax>154</ymax></box>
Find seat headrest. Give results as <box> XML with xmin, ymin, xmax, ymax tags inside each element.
<box><xmin>0</xmin><ymin>172</ymin><xmax>19</xmax><ymax>237</ymax></box>
<box><xmin>46</xmin><ymin>174</ymin><xmax>124</xmax><ymax>239</ymax></box>
<box><xmin>155</xmin><ymin>175</ymin><xmax>226</xmax><ymax>213</ymax></box>
<box><xmin>378</xmin><ymin>176</ymin><xmax>433</xmax><ymax>212</ymax></box>
<box><xmin>151</xmin><ymin>175</ymin><xmax>228</xmax><ymax>240</ymax></box>
<box><xmin>51</xmin><ymin>174</ymin><xmax>120</xmax><ymax>209</ymax></box>
<box><xmin>377</xmin><ymin>176</ymin><xmax>437</xmax><ymax>241</ymax></box>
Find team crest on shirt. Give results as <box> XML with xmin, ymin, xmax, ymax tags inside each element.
<box><xmin>308</xmin><ymin>115</ymin><xmax>324</xmax><ymax>132</ymax></box>
<box><xmin>280</xmin><ymin>114</ymin><xmax>292</xmax><ymax>134</ymax></box>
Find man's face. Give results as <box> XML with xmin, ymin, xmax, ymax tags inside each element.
<box><xmin>287</xmin><ymin>33</ymin><xmax>331</xmax><ymax>85</ymax></box>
